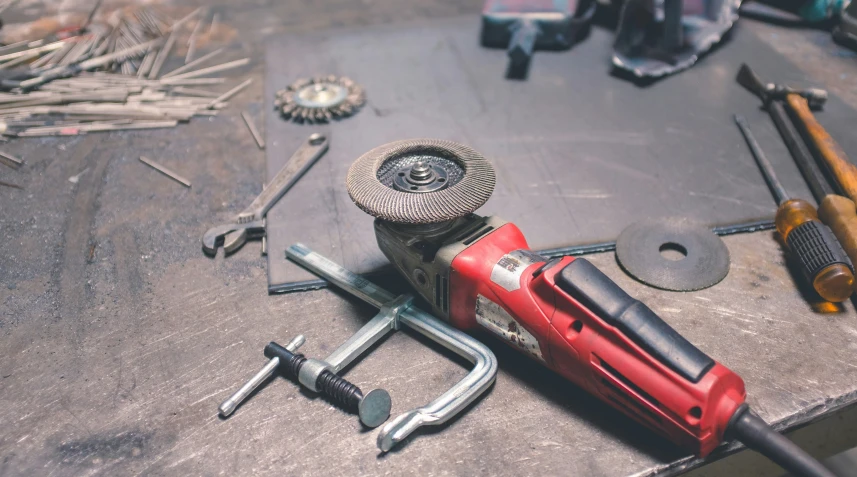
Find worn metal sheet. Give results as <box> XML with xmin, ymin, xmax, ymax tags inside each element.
<box><xmin>263</xmin><ymin>17</ymin><xmax>857</xmax><ymax>290</ymax></box>
<box><xmin>2</xmin><ymin>2</ymin><xmax>857</xmax><ymax>476</ymax></box>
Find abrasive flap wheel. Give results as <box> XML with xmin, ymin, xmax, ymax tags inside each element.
<box><xmin>346</xmin><ymin>139</ymin><xmax>496</xmax><ymax>224</ymax></box>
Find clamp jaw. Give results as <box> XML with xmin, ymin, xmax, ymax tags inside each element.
<box><xmin>221</xmin><ymin>244</ymin><xmax>498</xmax><ymax>452</ymax></box>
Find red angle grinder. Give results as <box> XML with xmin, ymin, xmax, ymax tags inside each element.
<box><xmin>345</xmin><ymin>139</ymin><xmax>833</xmax><ymax>477</ymax></box>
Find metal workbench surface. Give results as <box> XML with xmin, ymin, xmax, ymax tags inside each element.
<box><xmin>1</xmin><ymin>1</ymin><xmax>857</xmax><ymax>476</ymax></box>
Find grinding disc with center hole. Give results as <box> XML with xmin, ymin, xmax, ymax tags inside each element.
<box><xmin>615</xmin><ymin>218</ymin><xmax>730</xmax><ymax>291</ymax></box>
<box><xmin>346</xmin><ymin>139</ymin><xmax>496</xmax><ymax>224</ymax></box>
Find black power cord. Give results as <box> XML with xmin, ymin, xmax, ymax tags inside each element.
<box><xmin>727</xmin><ymin>404</ymin><xmax>836</xmax><ymax>477</ymax></box>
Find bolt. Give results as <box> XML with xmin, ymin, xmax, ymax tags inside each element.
<box><xmin>409</xmin><ymin>161</ymin><xmax>432</xmax><ymax>180</ymax></box>
<box><xmin>406</xmin><ymin>161</ymin><xmax>439</xmax><ymax>186</ymax></box>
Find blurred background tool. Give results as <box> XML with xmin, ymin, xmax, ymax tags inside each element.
<box><xmin>738</xmin><ymin>63</ymin><xmax>857</xmax><ymax>278</ymax></box>
<box><xmin>612</xmin><ymin>0</ymin><xmax>741</xmax><ymax>78</ymax></box>
<box><xmin>274</xmin><ymin>75</ymin><xmax>365</xmax><ymax>123</ymax></box>
<box><xmin>833</xmin><ymin>0</ymin><xmax>857</xmax><ymax>50</ymax></box>
<box><xmin>736</xmin><ymin>63</ymin><xmax>828</xmax><ymax>110</ymax></box>
<box><xmin>734</xmin><ymin>114</ymin><xmax>854</xmax><ymax>303</ymax></box>
<box><xmin>480</xmin><ymin>0</ymin><xmax>595</xmax><ymax>79</ymax></box>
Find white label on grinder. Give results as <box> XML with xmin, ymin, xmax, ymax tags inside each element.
<box><xmin>489</xmin><ymin>250</ymin><xmax>543</xmax><ymax>292</ymax></box>
<box><xmin>475</xmin><ymin>295</ymin><xmax>544</xmax><ymax>362</ymax></box>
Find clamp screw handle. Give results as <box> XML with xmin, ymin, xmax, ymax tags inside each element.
<box><xmin>218</xmin><ymin>335</ymin><xmax>305</xmax><ymax>417</ymax></box>
<box><xmin>264</xmin><ymin>341</ymin><xmax>392</xmax><ymax>428</ymax></box>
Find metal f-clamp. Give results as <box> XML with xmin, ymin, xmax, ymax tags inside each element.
<box><xmin>218</xmin><ymin>243</ymin><xmax>498</xmax><ymax>451</ymax></box>
<box><xmin>285</xmin><ymin>244</ymin><xmax>498</xmax><ymax>451</ymax></box>
<box><xmin>219</xmin><ymin>332</ymin><xmax>393</xmax><ymax>428</ymax></box>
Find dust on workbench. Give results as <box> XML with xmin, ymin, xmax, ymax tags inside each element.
<box><xmin>1</xmin><ymin>1</ymin><xmax>857</xmax><ymax>476</ymax></box>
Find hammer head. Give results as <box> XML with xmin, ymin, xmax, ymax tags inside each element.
<box><xmin>736</xmin><ymin>63</ymin><xmax>828</xmax><ymax>110</ymax></box>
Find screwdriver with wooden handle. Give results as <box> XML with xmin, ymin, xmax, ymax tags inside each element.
<box><xmin>768</xmin><ymin>99</ymin><xmax>857</xmax><ymax>295</ymax></box>
<box><xmin>737</xmin><ymin>64</ymin><xmax>857</xmax><ymax>294</ymax></box>
<box><xmin>735</xmin><ymin>115</ymin><xmax>854</xmax><ymax>302</ymax></box>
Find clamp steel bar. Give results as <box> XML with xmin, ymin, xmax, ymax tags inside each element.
<box><xmin>286</xmin><ymin>243</ymin><xmax>498</xmax><ymax>451</ymax></box>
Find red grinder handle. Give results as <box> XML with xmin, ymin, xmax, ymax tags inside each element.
<box><xmin>449</xmin><ymin>223</ymin><xmax>746</xmax><ymax>457</ymax></box>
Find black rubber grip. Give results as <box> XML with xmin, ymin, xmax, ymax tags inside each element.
<box><xmin>264</xmin><ymin>342</ymin><xmax>307</xmax><ymax>379</ymax></box>
<box><xmin>556</xmin><ymin>258</ymin><xmax>715</xmax><ymax>383</ymax></box>
<box><xmin>786</xmin><ymin>220</ymin><xmax>854</xmax><ymax>282</ymax></box>
<box><xmin>264</xmin><ymin>341</ymin><xmax>364</xmax><ymax>412</ymax></box>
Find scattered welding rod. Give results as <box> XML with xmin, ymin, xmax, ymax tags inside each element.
<box><xmin>159</xmin><ymin>77</ymin><xmax>226</xmax><ymax>86</ymax></box>
<box><xmin>19</xmin><ymin>40</ymin><xmax>162</xmax><ymax>90</ymax></box>
<box><xmin>207</xmin><ymin>78</ymin><xmax>252</xmax><ymax>109</ymax></box>
<box><xmin>0</xmin><ymin>150</ymin><xmax>23</xmax><ymax>168</ymax></box>
<box><xmin>169</xmin><ymin>7</ymin><xmax>202</xmax><ymax>32</ymax></box>
<box><xmin>171</xmin><ymin>86</ymin><xmax>219</xmax><ymax>98</ymax></box>
<box><xmin>0</xmin><ymin>40</ymin><xmax>65</xmax><ymax>63</ymax></box>
<box><xmin>241</xmin><ymin>112</ymin><xmax>265</xmax><ymax>149</ymax></box>
<box><xmin>162</xmin><ymin>47</ymin><xmax>224</xmax><ymax>79</ymax></box>
<box><xmin>148</xmin><ymin>30</ymin><xmax>177</xmax><ymax>79</ymax></box>
<box><xmin>17</xmin><ymin>120</ymin><xmax>179</xmax><ymax>136</ymax></box>
<box><xmin>82</xmin><ymin>0</ymin><xmax>103</xmax><ymax>30</ymax></box>
<box><xmin>0</xmin><ymin>179</ymin><xmax>22</xmax><ymax>189</ymax></box>
<box><xmin>137</xmin><ymin>48</ymin><xmax>158</xmax><ymax>78</ymax></box>
<box><xmin>166</xmin><ymin>58</ymin><xmax>251</xmax><ymax>81</ymax></box>
<box><xmin>0</xmin><ymin>40</ymin><xmax>32</xmax><ymax>55</ymax></box>
<box><xmin>209</xmin><ymin>13</ymin><xmax>220</xmax><ymax>36</ymax></box>
<box><xmin>186</xmin><ymin>15</ymin><xmax>206</xmax><ymax>63</ymax></box>
<box><xmin>139</xmin><ymin>156</ymin><xmax>191</xmax><ymax>187</ymax></box>
<box><xmin>0</xmin><ymin>6</ymin><xmax>245</xmax><ymax>139</ymax></box>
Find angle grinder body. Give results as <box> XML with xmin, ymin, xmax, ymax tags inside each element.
<box><xmin>374</xmin><ymin>213</ymin><xmax>746</xmax><ymax>457</ymax></box>
<box><xmin>347</xmin><ymin>139</ymin><xmax>746</xmax><ymax>458</ymax></box>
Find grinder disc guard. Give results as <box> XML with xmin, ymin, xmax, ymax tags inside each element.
<box><xmin>346</xmin><ymin>139</ymin><xmax>496</xmax><ymax>224</ymax></box>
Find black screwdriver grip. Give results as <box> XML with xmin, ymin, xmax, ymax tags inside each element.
<box><xmin>786</xmin><ymin>220</ymin><xmax>854</xmax><ymax>282</ymax></box>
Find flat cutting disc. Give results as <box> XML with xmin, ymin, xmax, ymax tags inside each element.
<box><xmin>615</xmin><ymin>218</ymin><xmax>730</xmax><ymax>291</ymax></box>
<box><xmin>346</xmin><ymin>139</ymin><xmax>495</xmax><ymax>224</ymax></box>
<box><xmin>275</xmin><ymin>75</ymin><xmax>365</xmax><ymax>123</ymax></box>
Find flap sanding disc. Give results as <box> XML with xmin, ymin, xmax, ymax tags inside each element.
<box><xmin>346</xmin><ymin>139</ymin><xmax>496</xmax><ymax>224</ymax></box>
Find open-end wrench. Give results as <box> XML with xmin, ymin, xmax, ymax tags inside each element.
<box><xmin>202</xmin><ymin>133</ymin><xmax>329</xmax><ymax>256</ymax></box>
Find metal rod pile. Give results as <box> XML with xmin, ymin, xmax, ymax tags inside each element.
<box><xmin>0</xmin><ymin>6</ymin><xmax>250</xmax><ymax>138</ymax></box>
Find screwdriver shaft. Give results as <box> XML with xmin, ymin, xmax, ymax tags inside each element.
<box><xmin>734</xmin><ymin>115</ymin><xmax>790</xmax><ymax>205</ymax></box>
<box><xmin>767</xmin><ymin>101</ymin><xmax>834</xmax><ymax>201</ymax></box>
